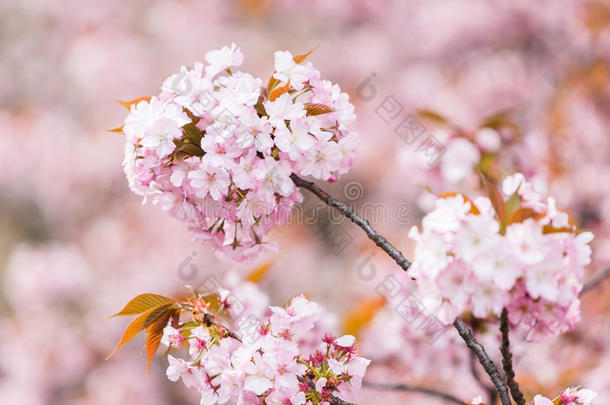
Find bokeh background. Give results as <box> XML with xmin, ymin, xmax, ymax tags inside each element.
<box><xmin>1</xmin><ymin>0</ymin><xmax>610</xmax><ymax>404</ymax></box>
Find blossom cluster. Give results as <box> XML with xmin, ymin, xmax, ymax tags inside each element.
<box><xmin>468</xmin><ymin>387</ymin><xmax>598</xmax><ymax>405</ymax></box>
<box><xmin>531</xmin><ymin>386</ymin><xmax>598</xmax><ymax>405</ymax></box>
<box><xmin>408</xmin><ymin>173</ymin><xmax>593</xmax><ymax>341</ymax></box>
<box><xmin>121</xmin><ymin>44</ymin><xmax>357</xmax><ymax>262</ymax></box>
<box><xmin>162</xmin><ymin>293</ymin><xmax>369</xmax><ymax>405</ymax></box>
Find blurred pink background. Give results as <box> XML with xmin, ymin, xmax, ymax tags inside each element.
<box><xmin>1</xmin><ymin>1</ymin><xmax>610</xmax><ymax>404</ymax></box>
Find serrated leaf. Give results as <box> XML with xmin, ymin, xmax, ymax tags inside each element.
<box><xmin>507</xmin><ymin>207</ymin><xmax>539</xmax><ymax>225</ymax></box>
<box><xmin>107</xmin><ymin>294</ymin><xmax>175</xmax><ymax>318</ymax></box>
<box><xmin>479</xmin><ymin>172</ymin><xmax>505</xmax><ymax>222</ymax></box>
<box><xmin>106</xmin><ymin>303</ymin><xmax>175</xmax><ymax>360</ymax></box>
<box><xmin>269</xmin><ymin>80</ymin><xmax>290</xmax><ymax>102</ymax></box>
<box><xmin>305</xmin><ymin>103</ymin><xmax>333</xmax><ymax>116</ymax></box>
<box><xmin>293</xmin><ymin>45</ymin><xmax>319</xmax><ymax>64</ymax></box>
<box><xmin>118</xmin><ymin>97</ymin><xmax>151</xmax><ymax>111</ymax></box>
<box><xmin>145</xmin><ymin>309</ymin><xmax>177</xmax><ymax>375</ymax></box>
<box><xmin>245</xmin><ymin>261</ymin><xmax>273</xmax><ymax>283</ymax></box>
<box><xmin>342</xmin><ymin>296</ymin><xmax>386</xmax><ymax>336</ymax></box>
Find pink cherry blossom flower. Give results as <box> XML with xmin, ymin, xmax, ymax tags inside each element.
<box><xmin>205</xmin><ymin>42</ymin><xmax>244</xmax><ymax>77</ymax></box>
<box><xmin>273</xmin><ymin>50</ymin><xmax>311</xmax><ymax>91</ymax></box>
<box><xmin>121</xmin><ymin>44</ymin><xmax>357</xmax><ymax>262</ymax></box>
<box><xmin>188</xmin><ymin>162</ymin><xmax>230</xmax><ymax>201</ymax></box>
<box><xmin>409</xmin><ymin>173</ymin><xmax>593</xmax><ymax>341</ymax></box>
<box><xmin>161</xmin><ymin>326</ymin><xmax>184</xmax><ymax>348</ymax></box>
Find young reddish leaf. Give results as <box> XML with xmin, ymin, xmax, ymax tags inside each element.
<box><xmin>183</xmin><ymin>122</ymin><xmax>203</xmax><ymax>144</ymax></box>
<box><xmin>201</xmin><ymin>293</ymin><xmax>223</xmax><ymax>313</ymax></box>
<box><xmin>342</xmin><ymin>296</ymin><xmax>386</xmax><ymax>336</ymax></box>
<box><xmin>305</xmin><ymin>103</ymin><xmax>333</xmax><ymax>116</ymax></box>
<box><xmin>503</xmin><ymin>190</ymin><xmax>521</xmax><ymax>219</ymax></box>
<box><xmin>107</xmin><ymin>293</ymin><xmax>175</xmax><ymax>319</ymax></box>
<box><xmin>107</xmin><ymin>125</ymin><xmax>124</xmax><ymax>133</ymax></box>
<box><xmin>542</xmin><ymin>225</ymin><xmax>574</xmax><ymax>234</ymax></box>
<box><xmin>267</xmin><ymin>75</ymin><xmax>280</xmax><ymax>93</ymax></box>
<box><xmin>245</xmin><ymin>261</ymin><xmax>273</xmax><ymax>283</ymax></box>
<box><xmin>507</xmin><ymin>207</ymin><xmax>539</xmax><ymax>225</ymax></box>
<box><xmin>479</xmin><ymin>172</ymin><xmax>505</xmax><ymax>222</ymax></box>
<box><xmin>174</xmin><ymin>143</ymin><xmax>205</xmax><ymax>160</ymax></box>
<box><xmin>145</xmin><ymin>309</ymin><xmax>177</xmax><ymax>375</ymax></box>
<box><xmin>106</xmin><ymin>303</ymin><xmax>174</xmax><ymax>360</ymax></box>
<box><xmin>293</xmin><ymin>45</ymin><xmax>319</xmax><ymax>64</ymax></box>
<box><xmin>416</xmin><ymin>109</ymin><xmax>449</xmax><ymax>124</ymax></box>
<box><xmin>254</xmin><ymin>99</ymin><xmax>267</xmax><ymax>117</ymax></box>
<box><xmin>269</xmin><ymin>80</ymin><xmax>290</xmax><ymax>102</ymax></box>
<box><xmin>117</xmin><ymin>96</ymin><xmax>151</xmax><ymax>111</ymax></box>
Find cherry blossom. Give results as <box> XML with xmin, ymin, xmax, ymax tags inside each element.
<box><xmin>531</xmin><ymin>387</ymin><xmax>598</xmax><ymax>405</ymax></box>
<box><xmin>409</xmin><ymin>173</ymin><xmax>594</xmax><ymax>341</ymax></box>
<box><xmin>121</xmin><ymin>44</ymin><xmax>357</xmax><ymax>262</ymax></box>
<box><xmin>158</xmin><ymin>289</ymin><xmax>370</xmax><ymax>405</ymax></box>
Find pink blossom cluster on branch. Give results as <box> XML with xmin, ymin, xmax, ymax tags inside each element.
<box><xmin>121</xmin><ymin>44</ymin><xmax>357</xmax><ymax>262</ymax></box>
<box><xmin>408</xmin><ymin>173</ymin><xmax>593</xmax><ymax>341</ymax></box>
<box><xmin>532</xmin><ymin>387</ymin><xmax>597</xmax><ymax>405</ymax></box>
<box><xmin>161</xmin><ymin>293</ymin><xmax>369</xmax><ymax>405</ymax></box>
<box><xmin>469</xmin><ymin>386</ymin><xmax>598</xmax><ymax>405</ymax></box>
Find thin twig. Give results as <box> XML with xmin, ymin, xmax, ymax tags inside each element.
<box><xmin>470</xmin><ymin>350</ymin><xmax>498</xmax><ymax>405</ymax></box>
<box><xmin>202</xmin><ymin>312</ymin><xmax>242</xmax><ymax>343</ymax></box>
<box><xmin>292</xmin><ymin>175</ymin><xmax>511</xmax><ymax>405</ymax></box>
<box><xmin>453</xmin><ymin>318</ymin><xmax>512</xmax><ymax>405</ymax></box>
<box><xmin>290</xmin><ymin>174</ymin><xmax>411</xmax><ymax>271</ymax></box>
<box><xmin>500</xmin><ymin>309</ymin><xmax>525</xmax><ymax>405</ymax></box>
<box><xmin>581</xmin><ymin>268</ymin><xmax>610</xmax><ymax>294</ymax></box>
<box><xmin>364</xmin><ymin>381</ymin><xmax>464</xmax><ymax>404</ymax></box>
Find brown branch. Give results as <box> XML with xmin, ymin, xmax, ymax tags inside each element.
<box><xmin>292</xmin><ymin>175</ymin><xmax>511</xmax><ymax>405</ymax></box>
<box><xmin>500</xmin><ymin>309</ymin><xmax>525</xmax><ymax>405</ymax></box>
<box><xmin>364</xmin><ymin>381</ymin><xmax>464</xmax><ymax>404</ymax></box>
<box><xmin>329</xmin><ymin>396</ymin><xmax>354</xmax><ymax>405</ymax></box>
<box><xmin>202</xmin><ymin>312</ymin><xmax>242</xmax><ymax>343</ymax></box>
<box><xmin>290</xmin><ymin>174</ymin><xmax>411</xmax><ymax>271</ymax></box>
<box><xmin>581</xmin><ymin>268</ymin><xmax>610</xmax><ymax>294</ymax></box>
<box><xmin>469</xmin><ymin>350</ymin><xmax>498</xmax><ymax>405</ymax></box>
<box><xmin>453</xmin><ymin>318</ymin><xmax>512</xmax><ymax>405</ymax></box>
